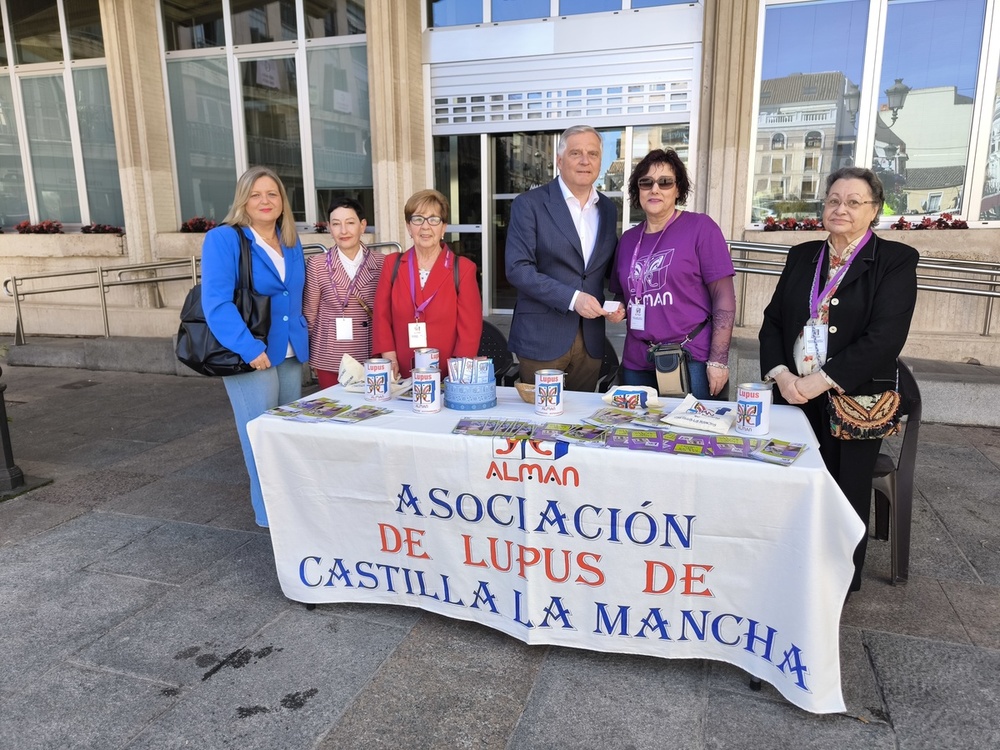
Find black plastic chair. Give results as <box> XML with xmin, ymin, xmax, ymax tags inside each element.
<box><xmin>478</xmin><ymin>321</ymin><xmax>516</xmax><ymax>386</ymax></box>
<box><xmin>872</xmin><ymin>358</ymin><xmax>922</xmax><ymax>585</ymax></box>
<box><xmin>595</xmin><ymin>337</ymin><xmax>621</xmax><ymax>393</ymax></box>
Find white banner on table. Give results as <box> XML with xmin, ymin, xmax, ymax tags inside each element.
<box><xmin>249</xmin><ymin>388</ymin><xmax>864</xmax><ymax>714</ymax></box>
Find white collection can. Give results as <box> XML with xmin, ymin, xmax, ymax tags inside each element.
<box><xmin>411</xmin><ymin>368</ymin><xmax>442</xmax><ymax>414</ymax></box>
<box><xmin>534</xmin><ymin>369</ymin><xmax>565</xmax><ymax>416</ymax></box>
<box><xmin>735</xmin><ymin>382</ymin><xmax>772</xmax><ymax>435</ymax></box>
<box><xmin>364</xmin><ymin>358</ymin><xmax>392</xmax><ymax>402</ymax></box>
<box><xmin>414</xmin><ymin>347</ymin><xmax>440</xmax><ymax>371</ymax></box>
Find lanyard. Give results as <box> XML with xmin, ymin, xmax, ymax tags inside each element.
<box><xmin>325</xmin><ymin>244</ymin><xmax>366</xmax><ymax>312</ymax></box>
<box><xmin>408</xmin><ymin>247</ymin><xmax>451</xmax><ymax>321</ymax></box>
<box><xmin>809</xmin><ymin>229</ymin><xmax>870</xmax><ymax>319</ymax></box>
<box><xmin>628</xmin><ymin>211</ymin><xmax>681</xmax><ymax>301</ymax></box>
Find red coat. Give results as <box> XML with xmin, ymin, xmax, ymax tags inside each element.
<box><xmin>372</xmin><ymin>246</ymin><xmax>483</xmax><ymax>377</ymax></box>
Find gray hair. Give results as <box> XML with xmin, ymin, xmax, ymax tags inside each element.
<box><xmin>557</xmin><ymin>125</ymin><xmax>602</xmax><ymax>157</ymax></box>
<box><xmin>825</xmin><ymin>167</ymin><xmax>885</xmax><ymax>227</ymax></box>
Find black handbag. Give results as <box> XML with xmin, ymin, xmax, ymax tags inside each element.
<box><xmin>646</xmin><ymin>316</ymin><xmax>711</xmax><ymax>397</ymax></box>
<box><xmin>176</xmin><ymin>226</ymin><xmax>270</xmax><ymax>376</ymax></box>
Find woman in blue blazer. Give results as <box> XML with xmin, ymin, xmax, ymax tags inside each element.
<box><xmin>202</xmin><ymin>166</ymin><xmax>309</xmax><ymax>527</ymax></box>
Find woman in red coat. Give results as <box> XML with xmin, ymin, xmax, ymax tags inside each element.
<box><xmin>372</xmin><ymin>189</ymin><xmax>482</xmax><ymax>378</ymax></box>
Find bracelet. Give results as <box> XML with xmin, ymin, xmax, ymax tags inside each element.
<box><xmin>706</xmin><ymin>361</ymin><xmax>729</xmax><ymax>370</ymax></box>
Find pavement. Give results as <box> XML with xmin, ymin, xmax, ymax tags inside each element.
<box><xmin>0</xmin><ymin>348</ymin><xmax>999</xmax><ymax>749</ymax></box>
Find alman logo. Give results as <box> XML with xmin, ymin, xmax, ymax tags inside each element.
<box><xmin>485</xmin><ymin>438</ymin><xmax>579</xmax><ymax>487</ymax></box>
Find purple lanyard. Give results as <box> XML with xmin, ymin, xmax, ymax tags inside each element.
<box><xmin>809</xmin><ymin>229</ymin><xmax>870</xmax><ymax>319</ymax></box>
<box><xmin>408</xmin><ymin>247</ymin><xmax>451</xmax><ymax>321</ymax></box>
<box><xmin>628</xmin><ymin>212</ymin><xmax>681</xmax><ymax>301</ymax></box>
<box><xmin>325</xmin><ymin>244</ymin><xmax>366</xmax><ymax>312</ymax></box>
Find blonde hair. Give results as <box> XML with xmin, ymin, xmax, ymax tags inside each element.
<box><xmin>403</xmin><ymin>189</ymin><xmax>449</xmax><ymax>223</ymax></box>
<box><xmin>223</xmin><ymin>166</ymin><xmax>298</xmax><ymax>247</ymax></box>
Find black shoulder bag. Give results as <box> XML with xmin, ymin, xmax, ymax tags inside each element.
<box><xmin>176</xmin><ymin>226</ymin><xmax>271</xmax><ymax>376</ymax></box>
<box><xmin>646</xmin><ymin>316</ymin><xmax>711</xmax><ymax>397</ymax></box>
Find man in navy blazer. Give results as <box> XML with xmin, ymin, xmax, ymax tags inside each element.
<box><xmin>505</xmin><ymin>125</ymin><xmax>619</xmax><ymax>391</ymax></box>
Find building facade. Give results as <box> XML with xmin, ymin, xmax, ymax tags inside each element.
<box><xmin>1</xmin><ymin>0</ymin><xmax>998</xmax><ymax>364</ymax></box>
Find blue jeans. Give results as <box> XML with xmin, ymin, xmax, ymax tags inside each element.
<box><xmin>623</xmin><ymin>360</ymin><xmax>711</xmax><ymax>401</ymax></box>
<box><xmin>223</xmin><ymin>358</ymin><xmax>302</xmax><ymax>527</ymax></box>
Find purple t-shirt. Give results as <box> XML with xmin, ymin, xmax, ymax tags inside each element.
<box><xmin>610</xmin><ymin>211</ymin><xmax>734</xmax><ymax>370</ymax></box>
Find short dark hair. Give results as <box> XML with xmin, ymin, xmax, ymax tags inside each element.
<box><xmin>628</xmin><ymin>149</ymin><xmax>690</xmax><ymax>210</ymax></box>
<box><xmin>825</xmin><ymin>167</ymin><xmax>885</xmax><ymax>227</ymax></box>
<box><xmin>326</xmin><ymin>196</ymin><xmax>365</xmax><ymax>222</ymax></box>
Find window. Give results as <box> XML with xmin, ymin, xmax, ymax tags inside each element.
<box><xmin>492</xmin><ymin>0</ymin><xmax>549</xmax><ymax>22</ymax></box>
<box><xmin>163</xmin><ymin>0</ymin><xmax>372</xmax><ymax>226</ymax></box>
<box><xmin>771</xmin><ymin>133</ymin><xmax>785</xmax><ymax>150</ymax></box>
<box><xmin>754</xmin><ymin>0</ymin><xmax>1000</xmax><ymax>223</ymax></box>
<box><xmin>0</xmin><ymin>1</ymin><xmax>123</xmax><ymax>225</ymax></box>
<box><xmin>804</xmin><ymin>154</ymin><xmax>819</xmax><ymax>172</ymax></box>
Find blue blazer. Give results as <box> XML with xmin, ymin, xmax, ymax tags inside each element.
<box><xmin>505</xmin><ymin>179</ymin><xmax>619</xmax><ymax>361</ymax></box>
<box><xmin>201</xmin><ymin>225</ymin><xmax>309</xmax><ymax>366</ymax></box>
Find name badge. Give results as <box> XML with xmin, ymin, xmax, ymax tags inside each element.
<box><xmin>335</xmin><ymin>317</ymin><xmax>353</xmax><ymax>341</ymax></box>
<box><xmin>803</xmin><ymin>323</ymin><xmax>828</xmax><ymax>365</ymax></box>
<box><xmin>408</xmin><ymin>322</ymin><xmax>428</xmax><ymax>349</ymax></box>
<box><xmin>630</xmin><ymin>302</ymin><xmax>646</xmax><ymax>331</ymax></box>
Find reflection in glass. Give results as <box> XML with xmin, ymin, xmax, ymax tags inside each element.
<box><xmin>21</xmin><ymin>76</ymin><xmax>79</xmax><ymax>222</ymax></box>
<box><xmin>980</xmin><ymin>82</ymin><xmax>1000</xmax><ymax>219</ymax></box>
<box><xmin>10</xmin><ymin>0</ymin><xmax>62</xmax><ymax>64</ymax></box>
<box><xmin>166</xmin><ymin>58</ymin><xmax>236</xmax><ymax>221</ymax></box>
<box><xmin>74</xmin><ymin>69</ymin><xmax>124</xmax><ymax>226</ymax></box>
<box><xmin>444</xmin><ymin>231</ymin><xmax>483</xmax><ymax>292</ymax></box>
<box><xmin>434</xmin><ymin>135</ymin><xmax>482</xmax><ymax>225</ymax></box>
<box><xmin>231</xmin><ymin>0</ymin><xmax>297</xmax><ymax>44</ymax></box>
<box><xmin>306</xmin><ymin>0</ymin><xmax>366</xmax><ymax>37</ymax></box>
<box><xmin>0</xmin><ymin>18</ymin><xmax>6</xmax><ymax>66</ymax></box>
<box><xmin>66</xmin><ymin>0</ymin><xmax>104</xmax><ymax>59</ymax></box>
<box><xmin>0</xmin><ymin>76</ymin><xmax>30</xmax><ymax>225</ymax></box>
<box><xmin>754</xmin><ymin>0</ymin><xmax>868</xmax><ymax>222</ymax></box>
<box><xmin>632</xmin><ymin>0</ymin><xmax>690</xmax><ymax>6</ymax></box>
<box><xmin>162</xmin><ymin>0</ymin><xmax>225</xmax><ymax>51</ymax></box>
<box><xmin>492</xmin><ymin>0</ymin><xmax>549</xmax><ymax>23</ymax></box>
<box><xmin>308</xmin><ymin>45</ymin><xmax>373</xmax><ymax>226</ymax></box>
<box><xmin>877</xmin><ymin>0</ymin><xmax>986</xmax><ymax>217</ymax></box>
<box><xmin>560</xmin><ymin>0</ymin><xmax>618</xmax><ymax>15</ymax></box>
<box><xmin>241</xmin><ymin>57</ymin><xmax>304</xmax><ymax>220</ymax></box>
<box><xmin>494</xmin><ymin>132</ymin><xmax>554</xmax><ymax>195</ymax></box>
<box><xmin>429</xmin><ymin>0</ymin><xmax>482</xmax><ymax>27</ymax></box>
<box><xmin>493</xmin><ymin>199</ymin><xmax>517</xmax><ymax>309</ymax></box>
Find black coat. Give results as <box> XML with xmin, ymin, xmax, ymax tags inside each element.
<box><xmin>759</xmin><ymin>233</ymin><xmax>919</xmax><ymax>396</ymax></box>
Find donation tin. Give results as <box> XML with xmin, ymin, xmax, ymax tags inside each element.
<box><xmin>411</xmin><ymin>368</ymin><xmax>442</xmax><ymax>414</ymax></box>
<box><xmin>534</xmin><ymin>369</ymin><xmax>565</xmax><ymax>416</ymax></box>
<box><xmin>364</xmin><ymin>358</ymin><xmax>392</xmax><ymax>402</ymax></box>
<box><xmin>414</xmin><ymin>347</ymin><xmax>440</xmax><ymax>371</ymax></box>
<box><xmin>735</xmin><ymin>381</ymin><xmax>773</xmax><ymax>435</ymax></box>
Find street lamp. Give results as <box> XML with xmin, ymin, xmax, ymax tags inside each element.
<box><xmin>844</xmin><ymin>81</ymin><xmax>861</xmax><ymax>125</ymax></box>
<box><xmin>885</xmin><ymin>78</ymin><xmax>911</xmax><ymax>126</ymax></box>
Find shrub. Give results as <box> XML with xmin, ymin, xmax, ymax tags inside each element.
<box><xmin>181</xmin><ymin>216</ymin><xmax>217</xmax><ymax>233</ymax></box>
<box><xmin>15</xmin><ymin>220</ymin><xmax>64</xmax><ymax>234</ymax></box>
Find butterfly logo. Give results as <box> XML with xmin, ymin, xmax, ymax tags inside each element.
<box><xmin>613</xmin><ymin>393</ymin><xmax>641</xmax><ymax>410</ymax></box>
<box><xmin>366</xmin><ymin>373</ymin><xmax>386</xmax><ymax>396</ymax></box>
<box><xmin>737</xmin><ymin>401</ymin><xmax>760</xmax><ymax>427</ymax></box>
<box><xmin>538</xmin><ymin>384</ymin><xmax>561</xmax><ymax>407</ymax></box>
<box><xmin>414</xmin><ymin>382</ymin><xmax>435</xmax><ymax>405</ymax></box>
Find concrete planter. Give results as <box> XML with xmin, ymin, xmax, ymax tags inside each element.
<box><xmin>155</xmin><ymin>231</ymin><xmax>334</xmax><ymax>260</ymax></box>
<box><xmin>0</xmin><ymin>232</ymin><xmax>125</xmax><ymax>259</ymax></box>
<box><xmin>740</xmin><ymin>228</ymin><xmax>998</xmax><ymax>262</ymax></box>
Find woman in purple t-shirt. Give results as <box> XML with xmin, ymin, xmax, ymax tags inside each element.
<box><xmin>608</xmin><ymin>149</ymin><xmax>736</xmax><ymax>400</ymax></box>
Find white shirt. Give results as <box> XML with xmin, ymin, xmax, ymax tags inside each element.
<box><xmin>557</xmin><ymin>175</ymin><xmax>600</xmax><ymax>312</ymax></box>
<box><xmin>338</xmin><ymin>247</ymin><xmax>364</xmax><ymax>280</ymax></box>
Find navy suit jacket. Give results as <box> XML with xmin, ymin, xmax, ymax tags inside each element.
<box><xmin>505</xmin><ymin>179</ymin><xmax>619</xmax><ymax>360</ymax></box>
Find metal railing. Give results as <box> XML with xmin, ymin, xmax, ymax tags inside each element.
<box><xmin>2</xmin><ymin>240</ymin><xmax>402</xmax><ymax>344</ymax></box>
<box><xmin>728</xmin><ymin>240</ymin><xmax>1000</xmax><ymax>336</ymax></box>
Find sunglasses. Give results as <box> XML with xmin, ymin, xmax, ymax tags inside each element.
<box><xmin>637</xmin><ymin>177</ymin><xmax>676</xmax><ymax>191</ymax></box>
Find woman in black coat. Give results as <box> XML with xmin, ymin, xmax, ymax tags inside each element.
<box><xmin>759</xmin><ymin>166</ymin><xmax>918</xmax><ymax>592</ymax></box>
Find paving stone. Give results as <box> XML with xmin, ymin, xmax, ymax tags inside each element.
<box><xmin>865</xmin><ymin>632</ymin><xmax>1000</xmax><ymax>750</ymax></box>
<box><xmin>102</xmin><ymin>476</ymin><xmax>255</xmax><ymax>524</ymax></box>
<box><xmin>0</xmin><ymin>661</ymin><xmax>180</xmax><ymax>750</ymax></box>
<box><xmin>18</xmin><ymin>468</ymin><xmax>160</xmax><ymax>510</ymax></box>
<box><xmin>0</xmin><ymin>496</ymin><xmax>84</xmax><ymax>546</ymax></box>
<box><xmin>941</xmin><ymin>579</ymin><xmax>1000</xmax><ymax>650</ymax></box>
<box><xmin>703</xmin><ymin>689</ymin><xmax>895</xmax><ymax>750</ymax></box>
<box><xmin>510</xmin><ymin>647</ymin><xmax>707</xmax><ymax>749</ymax></box>
<box><xmin>841</xmin><ymin>575</ymin><xmax>970</xmax><ymax>644</ymax></box>
<box><xmin>124</xmin><ymin>607</ymin><xmax>411</xmax><ymax>749</ymax></box>
<box><xmin>318</xmin><ymin>612</ymin><xmax>545</xmax><ymax>750</ymax></box>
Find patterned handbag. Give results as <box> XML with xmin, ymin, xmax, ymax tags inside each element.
<box><xmin>827</xmin><ymin>368</ymin><xmax>902</xmax><ymax>440</ymax></box>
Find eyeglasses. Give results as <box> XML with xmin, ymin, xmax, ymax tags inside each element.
<box><xmin>637</xmin><ymin>177</ymin><xmax>676</xmax><ymax>191</ymax></box>
<box><xmin>823</xmin><ymin>198</ymin><xmax>878</xmax><ymax>211</ymax></box>
<box><xmin>409</xmin><ymin>215</ymin><xmax>444</xmax><ymax>226</ymax></box>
